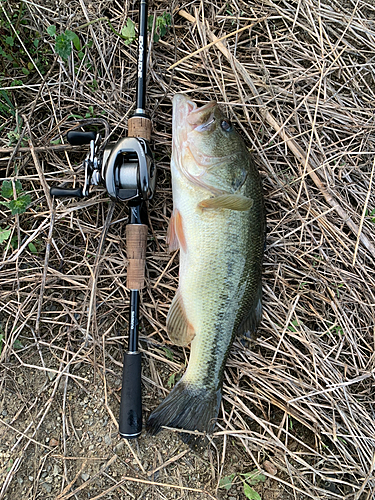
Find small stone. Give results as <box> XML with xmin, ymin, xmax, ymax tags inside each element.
<box><xmin>114</xmin><ymin>440</ymin><xmax>125</xmax><ymax>454</ymax></box>
<box><xmin>50</xmin><ymin>438</ymin><xmax>59</xmax><ymax>447</ymax></box>
<box><xmin>104</xmin><ymin>434</ymin><xmax>111</xmax><ymax>446</ymax></box>
<box><xmin>88</xmin><ymin>444</ymin><xmax>94</xmax><ymax>451</ymax></box>
<box><xmin>28</xmin><ymin>476</ymin><xmax>33</xmax><ymax>482</ymax></box>
<box><xmin>263</xmin><ymin>460</ymin><xmax>277</xmax><ymax>476</ymax></box>
<box><xmin>42</xmin><ymin>483</ymin><xmax>52</xmax><ymax>493</ymax></box>
<box><xmin>81</xmin><ymin>473</ymin><xmax>90</xmax><ymax>481</ymax></box>
<box><xmin>53</xmin><ymin>465</ymin><xmax>60</xmax><ymax>476</ymax></box>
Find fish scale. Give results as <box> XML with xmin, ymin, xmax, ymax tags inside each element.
<box><xmin>147</xmin><ymin>94</ymin><xmax>265</xmax><ymax>445</ymax></box>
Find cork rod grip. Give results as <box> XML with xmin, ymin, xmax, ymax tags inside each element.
<box><xmin>126</xmin><ymin>224</ymin><xmax>148</xmax><ymax>289</ymax></box>
<box><xmin>128</xmin><ymin>116</ymin><xmax>152</xmax><ymax>142</ymax></box>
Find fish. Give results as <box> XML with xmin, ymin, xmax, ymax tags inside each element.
<box><xmin>146</xmin><ymin>94</ymin><xmax>265</xmax><ymax>444</ymax></box>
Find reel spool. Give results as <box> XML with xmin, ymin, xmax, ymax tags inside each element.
<box><xmin>50</xmin><ymin>122</ymin><xmax>156</xmax><ymax>205</ymax></box>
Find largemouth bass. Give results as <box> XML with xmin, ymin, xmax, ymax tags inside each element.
<box><xmin>147</xmin><ymin>94</ymin><xmax>265</xmax><ymax>443</ymax></box>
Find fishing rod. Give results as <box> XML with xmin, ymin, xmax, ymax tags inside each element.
<box><xmin>50</xmin><ymin>0</ymin><xmax>154</xmax><ymax>438</ymax></box>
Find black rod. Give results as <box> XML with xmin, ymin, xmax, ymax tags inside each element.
<box><xmin>135</xmin><ymin>0</ymin><xmax>148</xmax><ymax>114</ymax></box>
<box><xmin>128</xmin><ymin>291</ymin><xmax>140</xmax><ymax>352</ymax></box>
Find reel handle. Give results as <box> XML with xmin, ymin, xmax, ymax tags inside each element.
<box><xmin>67</xmin><ymin>131</ymin><xmax>96</xmax><ymax>145</ymax></box>
<box><xmin>50</xmin><ymin>186</ymin><xmax>83</xmax><ymax>198</ymax></box>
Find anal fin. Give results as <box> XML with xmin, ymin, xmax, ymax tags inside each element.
<box><xmin>237</xmin><ymin>280</ymin><xmax>262</xmax><ymax>345</ymax></box>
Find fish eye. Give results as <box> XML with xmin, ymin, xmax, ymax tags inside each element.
<box><xmin>220</xmin><ymin>120</ymin><xmax>233</xmax><ymax>132</ymax></box>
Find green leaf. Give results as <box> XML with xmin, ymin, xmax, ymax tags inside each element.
<box><xmin>0</xmin><ymin>228</ymin><xmax>11</xmax><ymax>244</ymax></box>
<box><xmin>64</xmin><ymin>29</ymin><xmax>76</xmax><ymax>41</ymax></box>
<box><xmin>242</xmin><ymin>470</ymin><xmax>266</xmax><ymax>485</ymax></box>
<box><xmin>287</xmin><ymin>319</ymin><xmax>299</xmax><ymax>332</ymax></box>
<box><xmin>65</xmin><ymin>30</ymin><xmax>81</xmax><ymax>50</ymax></box>
<box><xmin>50</xmin><ymin>138</ymin><xmax>61</xmax><ymax>145</ymax></box>
<box><xmin>13</xmin><ymin>339</ymin><xmax>23</xmax><ymax>350</ymax></box>
<box><xmin>5</xmin><ymin>36</ymin><xmax>14</xmax><ymax>47</ymax></box>
<box><xmin>162</xmin><ymin>346</ymin><xmax>174</xmax><ymax>361</ymax></box>
<box><xmin>33</xmin><ymin>38</ymin><xmax>39</xmax><ymax>48</ymax></box>
<box><xmin>28</xmin><ymin>242</ymin><xmax>37</xmax><ymax>254</ymax></box>
<box><xmin>167</xmin><ymin>372</ymin><xmax>175</xmax><ymax>388</ymax></box>
<box><xmin>219</xmin><ymin>474</ymin><xmax>235</xmax><ymax>490</ymax></box>
<box><xmin>1</xmin><ymin>180</ymin><xmax>13</xmax><ymax>198</ymax></box>
<box><xmin>163</xmin><ymin>13</ymin><xmax>171</xmax><ymax>25</ymax></box>
<box><xmin>55</xmin><ymin>33</ymin><xmax>72</xmax><ymax>59</ymax></box>
<box><xmin>11</xmin><ymin>80</ymin><xmax>23</xmax><ymax>87</ymax></box>
<box><xmin>47</xmin><ymin>25</ymin><xmax>56</xmax><ymax>37</ymax></box>
<box><xmin>14</xmin><ymin>180</ymin><xmax>22</xmax><ymax>194</ymax></box>
<box><xmin>22</xmin><ymin>67</ymin><xmax>30</xmax><ymax>75</ymax></box>
<box><xmin>121</xmin><ymin>18</ymin><xmax>136</xmax><ymax>45</ymax></box>
<box><xmin>10</xmin><ymin>236</ymin><xmax>18</xmax><ymax>249</ymax></box>
<box><xmin>9</xmin><ymin>194</ymin><xmax>31</xmax><ymax>215</ymax></box>
<box><xmin>72</xmin><ymin>34</ymin><xmax>81</xmax><ymax>51</ymax></box>
<box><xmin>147</xmin><ymin>14</ymin><xmax>154</xmax><ymax>31</ymax></box>
<box><xmin>243</xmin><ymin>483</ymin><xmax>262</xmax><ymax>500</ymax></box>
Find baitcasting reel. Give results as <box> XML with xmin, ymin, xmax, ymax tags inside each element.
<box><xmin>50</xmin><ymin>120</ymin><xmax>156</xmax><ymax>204</ymax></box>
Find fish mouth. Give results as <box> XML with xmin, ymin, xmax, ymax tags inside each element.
<box><xmin>172</xmin><ymin>94</ymin><xmax>217</xmax><ymax>141</ymax></box>
<box><xmin>171</xmin><ymin>94</ymin><xmax>224</xmax><ymax>195</ymax></box>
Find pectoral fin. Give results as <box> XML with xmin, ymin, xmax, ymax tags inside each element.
<box><xmin>167</xmin><ymin>209</ymin><xmax>187</xmax><ymax>252</ymax></box>
<box><xmin>167</xmin><ymin>289</ymin><xmax>195</xmax><ymax>346</ymax></box>
<box><xmin>198</xmin><ymin>194</ymin><xmax>253</xmax><ymax>211</ymax></box>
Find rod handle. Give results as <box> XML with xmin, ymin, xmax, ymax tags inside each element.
<box><xmin>119</xmin><ymin>351</ymin><xmax>142</xmax><ymax>438</ymax></box>
<box><xmin>126</xmin><ymin>224</ymin><xmax>148</xmax><ymax>289</ymax></box>
<box><xmin>128</xmin><ymin>116</ymin><xmax>152</xmax><ymax>142</ymax></box>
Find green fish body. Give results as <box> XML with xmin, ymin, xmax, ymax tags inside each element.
<box><xmin>147</xmin><ymin>94</ymin><xmax>265</xmax><ymax>443</ymax></box>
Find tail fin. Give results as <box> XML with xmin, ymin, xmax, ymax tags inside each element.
<box><xmin>146</xmin><ymin>379</ymin><xmax>221</xmax><ymax>446</ymax></box>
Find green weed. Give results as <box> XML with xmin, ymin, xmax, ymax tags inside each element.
<box><xmin>47</xmin><ymin>25</ymin><xmax>81</xmax><ymax>60</ymax></box>
<box><xmin>0</xmin><ymin>179</ymin><xmax>31</xmax><ymax>216</ymax></box>
<box><xmin>287</xmin><ymin>319</ymin><xmax>299</xmax><ymax>332</ymax></box>
<box><xmin>121</xmin><ymin>18</ymin><xmax>136</xmax><ymax>45</ymax></box>
<box><xmin>0</xmin><ymin>331</ymin><xmax>23</xmax><ymax>355</ymax></box>
<box><xmin>148</xmin><ymin>12</ymin><xmax>171</xmax><ymax>43</ymax></box>
<box><xmin>366</xmin><ymin>208</ymin><xmax>375</xmax><ymax>223</ymax></box>
<box><xmin>219</xmin><ymin>468</ymin><xmax>266</xmax><ymax>499</ymax></box>
<box><xmin>109</xmin><ymin>12</ymin><xmax>171</xmax><ymax>45</ymax></box>
<box><xmin>0</xmin><ymin>3</ymin><xmax>52</xmax><ymax>78</ymax></box>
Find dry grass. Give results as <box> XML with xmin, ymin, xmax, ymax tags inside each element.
<box><xmin>1</xmin><ymin>0</ymin><xmax>375</xmax><ymax>498</ymax></box>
